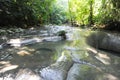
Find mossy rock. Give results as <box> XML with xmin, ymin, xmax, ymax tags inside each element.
<box><xmin>40</xmin><ymin>50</ymin><xmax>73</xmax><ymax>80</ymax></box>
<box><xmin>57</xmin><ymin>30</ymin><xmax>66</xmax><ymax>39</ymax></box>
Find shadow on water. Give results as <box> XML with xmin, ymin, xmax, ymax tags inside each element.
<box><xmin>99</xmin><ymin>49</ymin><xmax>120</xmax><ymax>57</ymax></box>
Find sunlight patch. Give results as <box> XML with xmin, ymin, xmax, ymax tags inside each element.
<box><xmin>0</xmin><ymin>64</ymin><xmax>18</xmax><ymax>73</ymax></box>
<box><xmin>95</xmin><ymin>56</ymin><xmax>110</xmax><ymax>65</ymax></box>
<box><xmin>104</xmin><ymin>73</ymin><xmax>119</xmax><ymax>80</ymax></box>
<box><xmin>9</xmin><ymin>39</ymin><xmax>21</xmax><ymax>47</ymax></box>
<box><xmin>0</xmin><ymin>61</ymin><xmax>10</xmax><ymax>65</ymax></box>
<box><xmin>17</xmin><ymin>50</ymin><xmax>31</xmax><ymax>56</ymax></box>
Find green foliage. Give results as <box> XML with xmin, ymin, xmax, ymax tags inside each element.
<box><xmin>0</xmin><ymin>0</ymin><xmax>68</xmax><ymax>27</ymax></box>
<box><xmin>68</xmin><ymin>0</ymin><xmax>120</xmax><ymax>28</ymax></box>
<box><xmin>31</xmin><ymin>0</ymin><xmax>56</xmax><ymax>24</ymax></box>
<box><xmin>68</xmin><ymin>0</ymin><xmax>94</xmax><ymax>25</ymax></box>
<box><xmin>93</xmin><ymin>0</ymin><xmax>120</xmax><ymax>24</ymax></box>
<box><xmin>31</xmin><ymin>0</ymin><xmax>68</xmax><ymax>25</ymax></box>
<box><xmin>0</xmin><ymin>0</ymin><xmax>120</xmax><ymax>28</ymax></box>
<box><xmin>0</xmin><ymin>0</ymin><xmax>37</xmax><ymax>27</ymax></box>
<box><xmin>49</xmin><ymin>3</ymin><xmax>69</xmax><ymax>24</ymax></box>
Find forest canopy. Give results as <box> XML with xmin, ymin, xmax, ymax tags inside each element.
<box><xmin>0</xmin><ymin>0</ymin><xmax>120</xmax><ymax>29</ymax></box>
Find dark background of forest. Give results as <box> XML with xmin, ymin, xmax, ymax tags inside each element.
<box><xmin>0</xmin><ymin>0</ymin><xmax>120</xmax><ymax>31</ymax></box>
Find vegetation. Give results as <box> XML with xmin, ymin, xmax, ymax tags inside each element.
<box><xmin>0</xmin><ymin>0</ymin><xmax>120</xmax><ymax>30</ymax></box>
<box><xmin>68</xmin><ymin>0</ymin><xmax>120</xmax><ymax>27</ymax></box>
<box><xmin>0</xmin><ymin>0</ymin><xmax>36</xmax><ymax>27</ymax></box>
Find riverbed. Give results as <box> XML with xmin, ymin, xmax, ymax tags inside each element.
<box><xmin>0</xmin><ymin>25</ymin><xmax>120</xmax><ymax>80</ymax></box>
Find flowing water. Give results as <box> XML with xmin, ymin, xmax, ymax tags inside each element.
<box><xmin>0</xmin><ymin>25</ymin><xmax>120</xmax><ymax>80</ymax></box>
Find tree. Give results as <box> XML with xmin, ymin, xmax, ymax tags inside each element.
<box><xmin>0</xmin><ymin>0</ymin><xmax>37</xmax><ymax>27</ymax></box>
<box><xmin>88</xmin><ymin>0</ymin><xmax>94</xmax><ymax>26</ymax></box>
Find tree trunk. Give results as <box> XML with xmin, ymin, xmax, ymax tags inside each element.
<box><xmin>89</xmin><ymin>0</ymin><xmax>94</xmax><ymax>26</ymax></box>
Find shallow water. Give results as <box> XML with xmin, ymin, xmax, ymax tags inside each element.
<box><xmin>66</xmin><ymin>29</ymin><xmax>120</xmax><ymax>80</ymax></box>
<box><xmin>0</xmin><ymin>25</ymin><xmax>120</xmax><ymax>80</ymax></box>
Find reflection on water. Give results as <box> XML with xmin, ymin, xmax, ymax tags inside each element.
<box><xmin>0</xmin><ymin>26</ymin><xmax>120</xmax><ymax>80</ymax></box>
<box><xmin>0</xmin><ymin>41</ymin><xmax>66</xmax><ymax>73</ymax></box>
<box><xmin>66</xmin><ymin>29</ymin><xmax>120</xmax><ymax>80</ymax></box>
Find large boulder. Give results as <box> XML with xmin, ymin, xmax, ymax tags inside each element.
<box><xmin>87</xmin><ymin>32</ymin><xmax>120</xmax><ymax>53</ymax></box>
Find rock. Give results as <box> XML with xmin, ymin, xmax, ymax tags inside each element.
<box><xmin>0</xmin><ymin>43</ymin><xmax>7</xmax><ymax>49</ymax></box>
<box><xmin>13</xmin><ymin>51</ymin><xmax>73</xmax><ymax>80</ymax></box>
<box><xmin>99</xmin><ymin>33</ymin><xmax>120</xmax><ymax>52</ymax></box>
<box><xmin>57</xmin><ymin>30</ymin><xmax>66</xmax><ymax>39</ymax></box>
<box><xmin>7</xmin><ymin>38</ymin><xmax>42</xmax><ymax>47</ymax></box>
<box><xmin>66</xmin><ymin>64</ymin><xmax>81</xmax><ymax>80</ymax></box>
<box><xmin>15</xmin><ymin>69</ymin><xmax>41</xmax><ymax>80</ymax></box>
<box><xmin>40</xmin><ymin>51</ymin><xmax>74</xmax><ymax>80</ymax></box>
<box><xmin>87</xmin><ymin>32</ymin><xmax>120</xmax><ymax>53</ymax></box>
<box><xmin>42</xmin><ymin>36</ymin><xmax>62</xmax><ymax>42</ymax></box>
<box><xmin>0</xmin><ymin>44</ymin><xmax>2</xmax><ymax>49</ymax></box>
<box><xmin>67</xmin><ymin>63</ymin><xmax>98</xmax><ymax>80</ymax></box>
<box><xmin>7</xmin><ymin>36</ymin><xmax>63</xmax><ymax>47</ymax></box>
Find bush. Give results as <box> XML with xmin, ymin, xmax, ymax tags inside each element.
<box><xmin>0</xmin><ymin>0</ymin><xmax>37</xmax><ymax>28</ymax></box>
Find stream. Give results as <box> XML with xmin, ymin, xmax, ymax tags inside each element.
<box><xmin>0</xmin><ymin>25</ymin><xmax>120</xmax><ymax>80</ymax></box>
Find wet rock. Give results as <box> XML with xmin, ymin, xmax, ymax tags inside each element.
<box><xmin>0</xmin><ymin>44</ymin><xmax>2</xmax><ymax>49</ymax></box>
<box><xmin>0</xmin><ymin>43</ymin><xmax>8</xmax><ymax>49</ymax></box>
<box><xmin>40</xmin><ymin>51</ymin><xmax>74</xmax><ymax>80</ymax></box>
<box><xmin>5</xmin><ymin>36</ymin><xmax>63</xmax><ymax>47</ymax></box>
<box><xmin>99</xmin><ymin>33</ymin><xmax>120</xmax><ymax>53</ymax></box>
<box><xmin>0</xmin><ymin>53</ymin><xmax>12</xmax><ymax>60</ymax></box>
<box><xmin>64</xmin><ymin>46</ymin><xmax>80</xmax><ymax>51</ymax></box>
<box><xmin>66</xmin><ymin>64</ymin><xmax>81</xmax><ymax>80</ymax></box>
<box><xmin>87</xmin><ymin>32</ymin><xmax>120</xmax><ymax>53</ymax></box>
<box><xmin>39</xmin><ymin>30</ymin><xmax>49</xmax><ymax>37</ymax></box>
<box><xmin>15</xmin><ymin>69</ymin><xmax>41</xmax><ymax>80</ymax></box>
<box><xmin>57</xmin><ymin>30</ymin><xmax>66</xmax><ymax>40</ymax></box>
<box><xmin>67</xmin><ymin>64</ymin><xmax>98</xmax><ymax>80</ymax></box>
<box><xmin>7</xmin><ymin>38</ymin><xmax>42</xmax><ymax>47</ymax></box>
<box><xmin>8</xmin><ymin>51</ymin><xmax>73</xmax><ymax>80</ymax></box>
<box><xmin>42</xmin><ymin>36</ymin><xmax>63</xmax><ymax>42</ymax></box>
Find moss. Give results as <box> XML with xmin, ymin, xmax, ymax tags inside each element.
<box><xmin>57</xmin><ymin>30</ymin><xmax>66</xmax><ymax>39</ymax></box>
